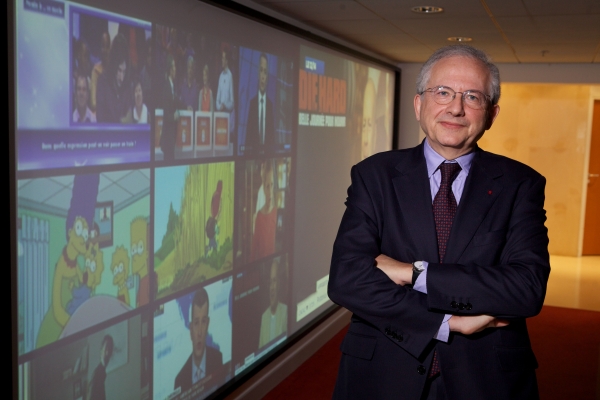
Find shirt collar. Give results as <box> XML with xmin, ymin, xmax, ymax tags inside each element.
<box><xmin>424</xmin><ymin>139</ymin><xmax>475</xmax><ymax>178</ymax></box>
<box><xmin>192</xmin><ymin>347</ymin><xmax>207</xmax><ymax>380</ymax></box>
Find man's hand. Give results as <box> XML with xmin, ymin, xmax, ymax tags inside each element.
<box><xmin>374</xmin><ymin>254</ymin><xmax>413</xmax><ymax>286</ymax></box>
<box><xmin>448</xmin><ymin>315</ymin><xmax>509</xmax><ymax>335</ymax></box>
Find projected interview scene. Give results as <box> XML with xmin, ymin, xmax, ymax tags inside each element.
<box><xmin>298</xmin><ymin>45</ymin><xmax>393</xmax><ymax>160</ymax></box>
<box><xmin>232</xmin><ymin>254</ymin><xmax>289</xmax><ymax>376</ymax></box>
<box><xmin>235</xmin><ymin>157</ymin><xmax>291</xmax><ymax>266</ymax></box>
<box><xmin>15</xmin><ymin>0</ymin><xmax>152</xmax><ymax>170</ymax></box>
<box><xmin>19</xmin><ymin>313</ymin><xmax>151</xmax><ymax>400</ymax></box>
<box><xmin>153</xmin><ymin>278</ymin><xmax>232</xmax><ymax>400</ymax></box>
<box><xmin>237</xmin><ymin>48</ymin><xmax>294</xmax><ymax>156</ymax></box>
<box><xmin>293</xmin><ymin>45</ymin><xmax>395</xmax><ymax>329</ymax></box>
<box><xmin>17</xmin><ymin>169</ymin><xmax>150</xmax><ymax>355</ymax></box>
<box><xmin>153</xmin><ymin>24</ymin><xmax>236</xmax><ymax>161</ymax></box>
<box><xmin>154</xmin><ymin>162</ymin><xmax>234</xmax><ymax>300</ymax></box>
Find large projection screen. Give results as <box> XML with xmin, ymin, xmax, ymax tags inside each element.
<box><xmin>11</xmin><ymin>0</ymin><xmax>396</xmax><ymax>398</ymax></box>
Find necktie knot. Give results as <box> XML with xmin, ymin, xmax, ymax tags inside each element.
<box><xmin>438</xmin><ymin>162</ymin><xmax>461</xmax><ymax>186</ymax></box>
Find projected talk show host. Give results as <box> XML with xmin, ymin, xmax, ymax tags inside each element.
<box><xmin>245</xmin><ymin>53</ymin><xmax>275</xmax><ymax>155</ymax></box>
<box><xmin>174</xmin><ymin>288</ymin><xmax>223</xmax><ymax>394</ymax></box>
<box><xmin>328</xmin><ymin>45</ymin><xmax>549</xmax><ymax>400</ymax></box>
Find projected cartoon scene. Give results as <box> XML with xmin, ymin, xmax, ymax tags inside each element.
<box><xmin>236</xmin><ymin>157</ymin><xmax>291</xmax><ymax>266</ymax></box>
<box><xmin>237</xmin><ymin>48</ymin><xmax>294</xmax><ymax>155</ymax></box>
<box><xmin>153</xmin><ymin>278</ymin><xmax>232</xmax><ymax>400</ymax></box>
<box><xmin>17</xmin><ymin>169</ymin><xmax>150</xmax><ymax>355</ymax></box>
<box><xmin>153</xmin><ymin>25</ymin><xmax>236</xmax><ymax>161</ymax></box>
<box><xmin>154</xmin><ymin>162</ymin><xmax>234</xmax><ymax>299</ymax></box>
<box><xmin>20</xmin><ymin>314</ymin><xmax>151</xmax><ymax>399</ymax></box>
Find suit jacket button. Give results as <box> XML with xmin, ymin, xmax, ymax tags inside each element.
<box><xmin>458</xmin><ymin>302</ymin><xmax>465</xmax><ymax>310</ymax></box>
<box><xmin>397</xmin><ymin>334</ymin><xmax>403</xmax><ymax>342</ymax></box>
<box><xmin>417</xmin><ymin>365</ymin><xmax>426</xmax><ymax>375</ymax></box>
<box><xmin>466</xmin><ymin>303</ymin><xmax>473</xmax><ymax>310</ymax></box>
<box><xmin>451</xmin><ymin>301</ymin><xmax>458</xmax><ymax>308</ymax></box>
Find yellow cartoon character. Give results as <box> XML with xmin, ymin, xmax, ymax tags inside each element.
<box><xmin>36</xmin><ymin>216</ymin><xmax>88</xmax><ymax>348</ymax></box>
<box><xmin>85</xmin><ymin>242</ymin><xmax>105</xmax><ymax>292</ymax></box>
<box><xmin>111</xmin><ymin>246</ymin><xmax>130</xmax><ymax>306</ymax></box>
<box><xmin>131</xmin><ymin>217</ymin><xmax>149</xmax><ymax>307</ymax></box>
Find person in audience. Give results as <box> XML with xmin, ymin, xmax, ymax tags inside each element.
<box><xmin>73</xmin><ymin>74</ymin><xmax>96</xmax><ymax>123</ymax></box>
<box><xmin>132</xmin><ymin>80</ymin><xmax>148</xmax><ymax>123</ymax></box>
<box><xmin>96</xmin><ymin>33</ymin><xmax>132</xmax><ymax>123</ymax></box>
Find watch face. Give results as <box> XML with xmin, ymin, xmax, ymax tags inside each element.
<box><xmin>413</xmin><ymin>261</ymin><xmax>425</xmax><ymax>271</ymax></box>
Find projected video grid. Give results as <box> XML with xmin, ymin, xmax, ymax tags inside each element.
<box><xmin>14</xmin><ymin>0</ymin><xmax>394</xmax><ymax>399</ymax></box>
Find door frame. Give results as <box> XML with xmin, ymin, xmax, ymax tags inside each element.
<box><xmin>578</xmin><ymin>87</ymin><xmax>600</xmax><ymax>256</ymax></box>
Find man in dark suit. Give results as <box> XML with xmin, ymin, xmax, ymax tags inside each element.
<box><xmin>174</xmin><ymin>287</ymin><xmax>223</xmax><ymax>393</ymax></box>
<box><xmin>160</xmin><ymin>55</ymin><xmax>179</xmax><ymax>161</ymax></box>
<box><xmin>245</xmin><ymin>53</ymin><xmax>275</xmax><ymax>155</ymax></box>
<box><xmin>328</xmin><ymin>45</ymin><xmax>550</xmax><ymax>400</ymax></box>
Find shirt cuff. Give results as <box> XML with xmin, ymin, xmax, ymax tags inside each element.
<box><xmin>412</xmin><ymin>261</ymin><xmax>429</xmax><ymax>293</ymax></box>
<box><xmin>434</xmin><ymin>314</ymin><xmax>452</xmax><ymax>342</ymax></box>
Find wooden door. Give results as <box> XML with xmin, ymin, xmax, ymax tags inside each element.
<box><xmin>582</xmin><ymin>100</ymin><xmax>600</xmax><ymax>255</ymax></box>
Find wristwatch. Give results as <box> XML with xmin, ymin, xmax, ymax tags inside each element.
<box><xmin>412</xmin><ymin>261</ymin><xmax>426</xmax><ymax>285</ymax></box>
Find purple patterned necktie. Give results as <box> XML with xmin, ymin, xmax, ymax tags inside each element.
<box><xmin>433</xmin><ymin>162</ymin><xmax>462</xmax><ymax>263</ymax></box>
<box><xmin>429</xmin><ymin>162</ymin><xmax>461</xmax><ymax>378</ymax></box>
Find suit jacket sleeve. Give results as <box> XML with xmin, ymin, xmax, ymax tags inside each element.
<box><xmin>328</xmin><ymin>163</ymin><xmax>444</xmax><ymax>359</ymax></box>
<box><xmin>425</xmin><ymin>158</ymin><xmax>550</xmax><ymax>318</ymax></box>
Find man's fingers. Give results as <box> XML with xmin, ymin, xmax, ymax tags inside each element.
<box><xmin>450</xmin><ymin>315</ymin><xmax>510</xmax><ymax>335</ymax></box>
<box><xmin>489</xmin><ymin>318</ymin><xmax>510</xmax><ymax>328</ymax></box>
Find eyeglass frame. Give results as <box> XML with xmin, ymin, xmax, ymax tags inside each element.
<box><xmin>419</xmin><ymin>85</ymin><xmax>492</xmax><ymax>110</ymax></box>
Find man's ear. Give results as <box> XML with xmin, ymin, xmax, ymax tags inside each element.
<box><xmin>485</xmin><ymin>104</ymin><xmax>500</xmax><ymax>130</ymax></box>
<box><xmin>414</xmin><ymin>94</ymin><xmax>422</xmax><ymax>121</ymax></box>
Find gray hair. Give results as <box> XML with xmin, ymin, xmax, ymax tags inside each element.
<box><xmin>416</xmin><ymin>45</ymin><xmax>501</xmax><ymax>105</ymax></box>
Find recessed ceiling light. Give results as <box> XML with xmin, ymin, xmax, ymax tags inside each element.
<box><xmin>447</xmin><ymin>37</ymin><xmax>473</xmax><ymax>42</ymax></box>
<box><xmin>411</xmin><ymin>6</ymin><xmax>443</xmax><ymax>14</ymax></box>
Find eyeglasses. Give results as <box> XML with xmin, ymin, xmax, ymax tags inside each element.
<box><xmin>421</xmin><ymin>86</ymin><xmax>491</xmax><ymax>110</ymax></box>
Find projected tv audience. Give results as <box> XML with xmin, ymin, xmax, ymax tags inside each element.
<box><xmin>175</xmin><ymin>288</ymin><xmax>223</xmax><ymax>393</ymax></box>
<box><xmin>259</xmin><ymin>257</ymin><xmax>287</xmax><ymax>347</ymax></box>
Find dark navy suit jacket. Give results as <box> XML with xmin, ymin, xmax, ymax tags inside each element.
<box><xmin>328</xmin><ymin>142</ymin><xmax>550</xmax><ymax>399</ymax></box>
<box><xmin>174</xmin><ymin>346</ymin><xmax>223</xmax><ymax>394</ymax></box>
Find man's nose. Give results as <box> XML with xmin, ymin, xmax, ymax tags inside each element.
<box><xmin>446</xmin><ymin>94</ymin><xmax>466</xmax><ymax>116</ymax></box>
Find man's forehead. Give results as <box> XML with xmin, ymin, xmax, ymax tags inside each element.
<box><xmin>192</xmin><ymin>302</ymin><xmax>208</xmax><ymax>318</ymax></box>
<box><xmin>427</xmin><ymin>56</ymin><xmax>490</xmax><ymax>91</ymax></box>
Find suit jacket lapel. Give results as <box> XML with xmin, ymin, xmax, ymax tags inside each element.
<box><xmin>392</xmin><ymin>144</ymin><xmax>439</xmax><ymax>262</ymax></box>
<box><xmin>444</xmin><ymin>150</ymin><xmax>503</xmax><ymax>263</ymax></box>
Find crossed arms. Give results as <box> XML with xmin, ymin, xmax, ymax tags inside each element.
<box><xmin>328</xmin><ymin>159</ymin><xmax>550</xmax><ymax>358</ymax></box>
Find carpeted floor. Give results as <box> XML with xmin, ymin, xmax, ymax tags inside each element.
<box><xmin>263</xmin><ymin>306</ymin><xmax>600</xmax><ymax>400</ymax></box>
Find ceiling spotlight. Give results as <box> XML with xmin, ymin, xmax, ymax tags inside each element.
<box><xmin>447</xmin><ymin>37</ymin><xmax>473</xmax><ymax>42</ymax></box>
<box><xmin>411</xmin><ymin>6</ymin><xmax>443</xmax><ymax>13</ymax></box>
